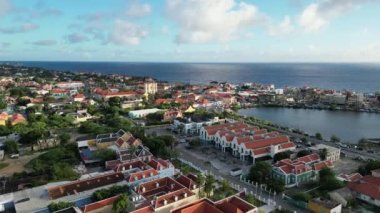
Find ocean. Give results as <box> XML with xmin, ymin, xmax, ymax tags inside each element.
<box><xmin>11</xmin><ymin>62</ymin><xmax>380</xmax><ymax>92</ymax></box>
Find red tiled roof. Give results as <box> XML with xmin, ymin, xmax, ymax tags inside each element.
<box><xmin>313</xmin><ymin>160</ymin><xmax>333</xmax><ymax>171</ymax></box>
<box><xmin>296</xmin><ymin>153</ymin><xmax>320</xmax><ymax>164</ymax></box>
<box><xmin>127</xmin><ymin>168</ymin><xmax>158</xmax><ymax>183</ymax></box>
<box><xmin>82</xmin><ymin>195</ymin><xmax>119</xmax><ymax>213</ymax></box>
<box><xmin>279</xmin><ymin>142</ymin><xmax>296</xmax><ymax>150</ymax></box>
<box><xmin>244</xmin><ymin>136</ymin><xmax>290</xmax><ymax>150</ymax></box>
<box><xmin>361</xmin><ymin>175</ymin><xmax>380</xmax><ymax>186</ymax></box>
<box><xmin>348</xmin><ymin>181</ymin><xmax>380</xmax><ymax>200</ymax></box>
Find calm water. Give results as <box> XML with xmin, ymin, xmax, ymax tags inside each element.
<box><xmin>11</xmin><ymin>62</ymin><xmax>380</xmax><ymax>92</ymax></box>
<box><xmin>238</xmin><ymin>108</ymin><xmax>380</xmax><ymax>143</ymax></box>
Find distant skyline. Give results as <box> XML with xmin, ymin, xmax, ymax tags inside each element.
<box><xmin>0</xmin><ymin>0</ymin><xmax>380</xmax><ymax>62</ymax></box>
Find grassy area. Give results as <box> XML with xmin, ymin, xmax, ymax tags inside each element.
<box><xmin>0</xmin><ymin>162</ymin><xmax>9</xmax><ymax>170</ymax></box>
<box><xmin>172</xmin><ymin>159</ymin><xmax>200</xmax><ymax>175</ymax></box>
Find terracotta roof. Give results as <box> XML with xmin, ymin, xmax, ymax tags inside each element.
<box><xmin>361</xmin><ymin>175</ymin><xmax>380</xmax><ymax>186</ymax></box>
<box><xmin>127</xmin><ymin>168</ymin><xmax>158</xmax><ymax>183</ymax></box>
<box><xmin>114</xmin><ymin>160</ymin><xmax>147</xmax><ymax>173</ymax></box>
<box><xmin>82</xmin><ymin>195</ymin><xmax>119</xmax><ymax>213</ymax></box>
<box><xmin>171</xmin><ymin>199</ymin><xmax>223</xmax><ymax>213</ymax></box>
<box><xmin>313</xmin><ymin>160</ymin><xmax>333</xmax><ymax>171</ymax></box>
<box><xmin>279</xmin><ymin>142</ymin><xmax>296</xmax><ymax>150</ymax></box>
<box><xmin>47</xmin><ymin>172</ymin><xmax>124</xmax><ymax>199</ymax></box>
<box><xmin>348</xmin><ymin>181</ymin><xmax>380</xmax><ymax>200</ymax></box>
<box><xmin>154</xmin><ymin>188</ymin><xmax>194</xmax><ymax>208</ymax></box>
<box><xmin>175</xmin><ymin>175</ymin><xmax>197</xmax><ymax>190</ymax></box>
<box><xmin>244</xmin><ymin>136</ymin><xmax>290</xmax><ymax>150</ymax></box>
<box><xmin>296</xmin><ymin>153</ymin><xmax>320</xmax><ymax>164</ymax></box>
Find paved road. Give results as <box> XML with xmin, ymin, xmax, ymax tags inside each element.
<box><xmin>243</xmin><ymin>119</ymin><xmax>380</xmax><ymax>161</ymax></box>
<box><xmin>176</xmin><ymin>143</ymin><xmax>308</xmax><ymax>213</ymax></box>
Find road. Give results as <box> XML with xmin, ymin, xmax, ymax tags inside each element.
<box><xmin>243</xmin><ymin>119</ymin><xmax>380</xmax><ymax>161</ymax></box>
<box><xmin>176</xmin><ymin>143</ymin><xmax>308</xmax><ymax>213</ymax></box>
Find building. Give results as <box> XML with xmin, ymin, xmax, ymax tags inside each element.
<box><xmin>308</xmin><ymin>198</ymin><xmax>342</xmax><ymax>213</ymax></box>
<box><xmin>163</xmin><ymin>110</ymin><xmax>183</xmax><ymax>122</ymax></box>
<box><xmin>200</xmin><ymin>122</ymin><xmax>295</xmax><ymax>163</ymax></box>
<box><xmin>73</xmin><ymin>93</ymin><xmax>86</xmax><ymax>102</ymax></box>
<box><xmin>321</xmin><ymin>93</ymin><xmax>346</xmax><ymax>105</ymax></box>
<box><xmin>131</xmin><ymin>177</ymin><xmax>198</xmax><ymax>213</ymax></box>
<box><xmin>129</xmin><ymin>108</ymin><xmax>162</xmax><ymax>119</ymax></box>
<box><xmin>310</xmin><ymin>144</ymin><xmax>341</xmax><ymax>162</ymax></box>
<box><xmin>272</xmin><ymin>153</ymin><xmax>333</xmax><ymax>188</ymax></box>
<box><xmin>174</xmin><ymin>117</ymin><xmax>220</xmax><ymax>135</ymax></box>
<box><xmin>144</xmin><ymin>81</ymin><xmax>158</xmax><ymax>96</ymax></box>
<box><xmin>56</xmin><ymin>81</ymin><xmax>84</xmax><ymax>89</ymax></box>
<box><xmin>171</xmin><ymin>196</ymin><xmax>258</xmax><ymax>213</ymax></box>
<box><xmin>93</xmin><ymin>88</ymin><xmax>138</xmax><ymax>100</ymax></box>
<box><xmin>77</xmin><ymin>129</ymin><xmax>144</xmax><ymax>164</ymax></box>
<box><xmin>347</xmin><ymin>174</ymin><xmax>380</xmax><ymax>207</ymax></box>
<box><xmin>10</xmin><ymin>113</ymin><xmax>27</xmax><ymax>125</ymax></box>
<box><xmin>0</xmin><ymin>112</ymin><xmax>8</xmax><ymax>125</ymax></box>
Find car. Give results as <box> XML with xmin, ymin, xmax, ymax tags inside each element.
<box><xmin>230</xmin><ymin>168</ymin><xmax>242</xmax><ymax>177</ymax></box>
<box><xmin>10</xmin><ymin>153</ymin><xmax>19</xmax><ymax>159</ymax></box>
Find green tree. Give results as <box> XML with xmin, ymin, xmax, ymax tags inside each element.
<box><xmin>3</xmin><ymin>140</ymin><xmax>18</xmax><ymax>154</ymax></box>
<box><xmin>112</xmin><ymin>193</ymin><xmax>132</xmax><ymax>213</ymax></box>
<box><xmin>330</xmin><ymin>135</ymin><xmax>340</xmax><ymax>143</ymax></box>
<box><xmin>220</xmin><ymin>178</ymin><xmax>232</xmax><ymax>194</ymax></box>
<box><xmin>273</xmin><ymin>151</ymin><xmax>291</xmax><ymax>162</ymax></box>
<box><xmin>247</xmin><ymin>161</ymin><xmax>271</xmax><ymax>183</ymax></box>
<box><xmin>292</xmin><ymin>192</ymin><xmax>311</xmax><ymax>202</ymax></box>
<box><xmin>196</xmin><ymin>173</ymin><xmax>205</xmax><ymax>197</ymax></box>
<box><xmin>319</xmin><ymin>148</ymin><xmax>328</xmax><ymax>161</ymax></box>
<box><xmin>47</xmin><ymin>201</ymin><xmax>75</xmax><ymax>212</ymax></box>
<box><xmin>204</xmin><ymin>174</ymin><xmax>216</xmax><ymax>197</ymax></box>
<box><xmin>0</xmin><ymin>98</ymin><xmax>7</xmax><ymax>109</ymax></box>
<box><xmin>59</xmin><ymin>132</ymin><xmax>71</xmax><ymax>144</ymax></box>
<box><xmin>94</xmin><ymin>149</ymin><xmax>117</xmax><ymax>162</ymax></box>
<box><xmin>50</xmin><ymin>162</ymin><xmax>79</xmax><ymax>181</ymax></box>
<box><xmin>315</xmin><ymin>132</ymin><xmax>323</xmax><ymax>140</ymax></box>
<box><xmin>358</xmin><ymin>160</ymin><xmax>380</xmax><ymax>175</ymax></box>
<box><xmin>297</xmin><ymin>150</ymin><xmax>312</xmax><ymax>158</ymax></box>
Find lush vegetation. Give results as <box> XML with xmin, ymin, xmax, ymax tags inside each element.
<box><xmin>113</xmin><ymin>193</ymin><xmax>132</xmax><ymax>213</ymax></box>
<box><xmin>243</xmin><ymin>194</ymin><xmax>264</xmax><ymax>207</ymax></box>
<box><xmin>273</xmin><ymin>151</ymin><xmax>292</xmax><ymax>162</ymax></box>
<box><xmin>358</xmin><ymin>160</ymin><xmax>380</xmax><ymax>175</ymax></box>
<box><xmin>296</xmin><ymin>150</ymin><xmax>312</xmax><ymax>158</ymax></box>
<box><xmin>3</xmin><ymin>140</ymin><xmax>19</xmax><ymax>154</ymax></box>
<box><xmin>247</xmin><ymin>161</ymin><xmax>285</xmax><ymax>193</ymax></box>
<box><xmin>292</xmin><ymin>192</ymin><xmax>312</xmax><ymax>202</ymax></box>
<box><xmin>27</xmin><ymin>143</ymin><xmax>80</xmax><ymax>181</ymax></box>
<box><xmin>318</xmin><ymin>168</ymin><xmax>344</xmax><ymax>191</ymax></box>
<box><xmin>92</xmin><ymin>185</ymin><xmax>129</xmax><ymax>201</ymax></box>
<box><xmin>47</xmin><ymin>201</ymin><xmax>75</xmax><ymax>212</ymax></box>
<box><xmin>93</xmin><ymin>149</ymin><xmax>117</xmax><ymax>162</ymax></box>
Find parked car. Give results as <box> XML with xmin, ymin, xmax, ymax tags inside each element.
<box><xmin>230</xmin><ymin>168</ymin><xmax>242</xmax><ymax>177</ymax></box>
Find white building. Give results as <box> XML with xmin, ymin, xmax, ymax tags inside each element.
<box><xmin>144</xmin><ymin>81</ymin><xmax>157</xmax><ymax>96</ymax></box>
<box><xmin>56</xmin><ymin>81</ymin><xmax>84</xmax><ymax>89</ymax></box>
<box><xmin>310</xmin><ymin>144</ymin><xmax>341</xmax><ymax>162</ymax></box>
<box><xmin>128</xmin><ymin>108</ymin><xmax>162</xmax><ymax>119</ymax></box>
<box><xmin>174</xmin><ymin>117</ymin><xmax>220</xmax><ymax>135</ymax></box>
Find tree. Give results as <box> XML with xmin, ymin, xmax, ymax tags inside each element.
<box><xmin>330</xmin><ymin>135</ymin><xmax>340</xmax><ymax>143</ymax></box>
<box><xmin>358</xmin><ymin>160</ymin><xmax>380</xmax><ymax>175</ymax></box>
<box><xmin>247</xmin><ymin>161</ymin><xmax>271</xmax><ymax>183</ymax></box>
<box><xmin>59</xmin><ymin>132</ymin><xmax>71</xmax><ymax>144</ymax></box>
<box><xmin>0</xmin><ymin>98</ymin><xmax>7</xmax><ymax>109</ymax></box>
<box><xmin>220</xmin><ymin>178</ymin><xmax>232</xmax><ymax>194</ymax></box>
<box><xmin>315</xmin><ymin>132</ymin><xmax>323</xmax><ymax>140</ymax></box>
<box><xmin>113</xmin><ymin>193</ymin><xmax>132</xmax><ymax>213</ymax></box>
<box><xmin>94</xmin><ymin>149</ymin><xmax>117</xmax><ymax>162</ymax></box>
<box><xmin>108</xmin><ymin>97</ymin><xmax>121</xmax><ymax>107</ymax></box>
<box><xmin>196</xmin><ymin>173</ymin><xmax>205</xmax><ymax>197</ymax></box>
<box><xmin>267</xmin><ymin>179</ymin><xmax>285</xmax><ymax>193</ymax></box>
<box><xmin>319</xmin><ymin>148</ymin><xmax>328</xmax><ymax>160</ymax></box>
<box><xmin>48</xmin><ymin>201</ymin><xmax>75</xmax><ymax>212</ymax></box>
<box><xmin>319</xmin><ymin>167</ymin><xmax>344</xmax><ymax>191</ymax></box>
<box><xmin>297</xmin><ymin>150</ymin><xmax>312</xmax><ymax>158</ymax></box>
<box><xmin>292</xmin><ymin>192</ymin><xmax>311</xmax><ymax>202</ymax></box>
<box><xmin>204</xmin><ymin>174</ymin><xmax>216</xmax><ymax>197</ymax></box>
<box><xmin>4</xmin><ymin>140</ymin><xmax>18</xmax><ymax>154</ymax></box>
<box><xmin>273</xmin><ymin>151</ymin><xmax>291</xmax><ymax>162</ymax></box>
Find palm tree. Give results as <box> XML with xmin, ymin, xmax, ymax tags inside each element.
<box><xmin>221</xmin><ymin>178</ymin><xmax>231</xmax><ymax>194</ymax></box>
<box><xmin>112</xmin><ymin>193</ymin><xmax>131</xmax><ymax>213</ymax></box>
<box><xmin>196</xmin><ymin>173</ymin><xmax>205</xmax><ymax>198</ymax></box>
<box><xmin>204</xmin><ymin>174</ymin><xmax>216</xmax><ymax>198</ymax></box>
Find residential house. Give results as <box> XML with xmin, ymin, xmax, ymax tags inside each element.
<box><xmin>347</xmin><ymin>173</ymin><xmax>380</xmax><ymax>207</ymax></box>
<box><xmin>93</xmin><ymin>88</ymin><xmax>138</xmax><ymax>100</ymax></box>
<box><xmin>163</xmin><ymin>110</ymin><xmax>183</xmax><ymax>122</ymax></box>
<box><xmin>171</xmin><ymin>196</ymin><xmax>258</xmax><ymax>213</ymax></box>
<box><xmin>272</xmin><ymin>153</ymin><xmax>333</xmax><ymax>188</ymax></box>
<box><xmin>129</xmin><ymin>108</ymin><xmax>162</xmax><ymax>119</ymax></box>
<box><xmin>0</xmin><ymin>112</ymin><xmax>8</xmax><ymax>125</ymax></box>
<box><xmin>73</xmin><ymin>93</ymin><xmax>86</xmax><ymax>102</ymax></box>
<box><xmin>174</xmin><ymin>116</ymin><xmax>220</xmax><ymax>135</ymax></box>
<box><xmin>11</xmin><ymin>113</ymin><xmax>27</xmax><ymax>125</ymax></box>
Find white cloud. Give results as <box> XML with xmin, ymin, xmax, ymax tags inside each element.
<box><xmin>125</xmin><ymin>2</ymin><xmax>152</xmax><ymax>17</ymax></box>
<box><xmin>299</xmin><ymin>0</ymin><xmax>378</xmax><ymax>32</ymax></box>
<box><xmin>269</xmin><ymin>16</ymin><xmax>294</xmax><ymax>36</ymax></box>
<box><xmin>0</xmin><ymin>23</ymin><xmax>38</xmax><ymax>34</ymax></box>
<box><xmin>0</xmin><ymin>0</ymin><xmax>10</xmax><ymax>16</ymax></box>
<box><xmin>108</xmin><ymin>19</ymin><xmax>148</xmax><ymax>45</ymax></box>
<box><xmin>166</xmin><ymin>0</ymin><xmax>264</xmax><ymax>44</ymax></box>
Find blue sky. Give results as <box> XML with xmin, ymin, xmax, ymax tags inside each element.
<box><xmin>0</xmin><ymin>0</ymin><xmax>379</xmax><ymax>62</ymax></box>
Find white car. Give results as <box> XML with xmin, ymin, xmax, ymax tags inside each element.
<box><xmin>230</xmin><ymin>168</ymin><xmax>242</xmax><ymax>177</ymax></box>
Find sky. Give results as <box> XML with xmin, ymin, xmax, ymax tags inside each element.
<box><xmin>0</xmin><ymin>0</ymin><xmax>380</xmax><ymax>62</ymax></box>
